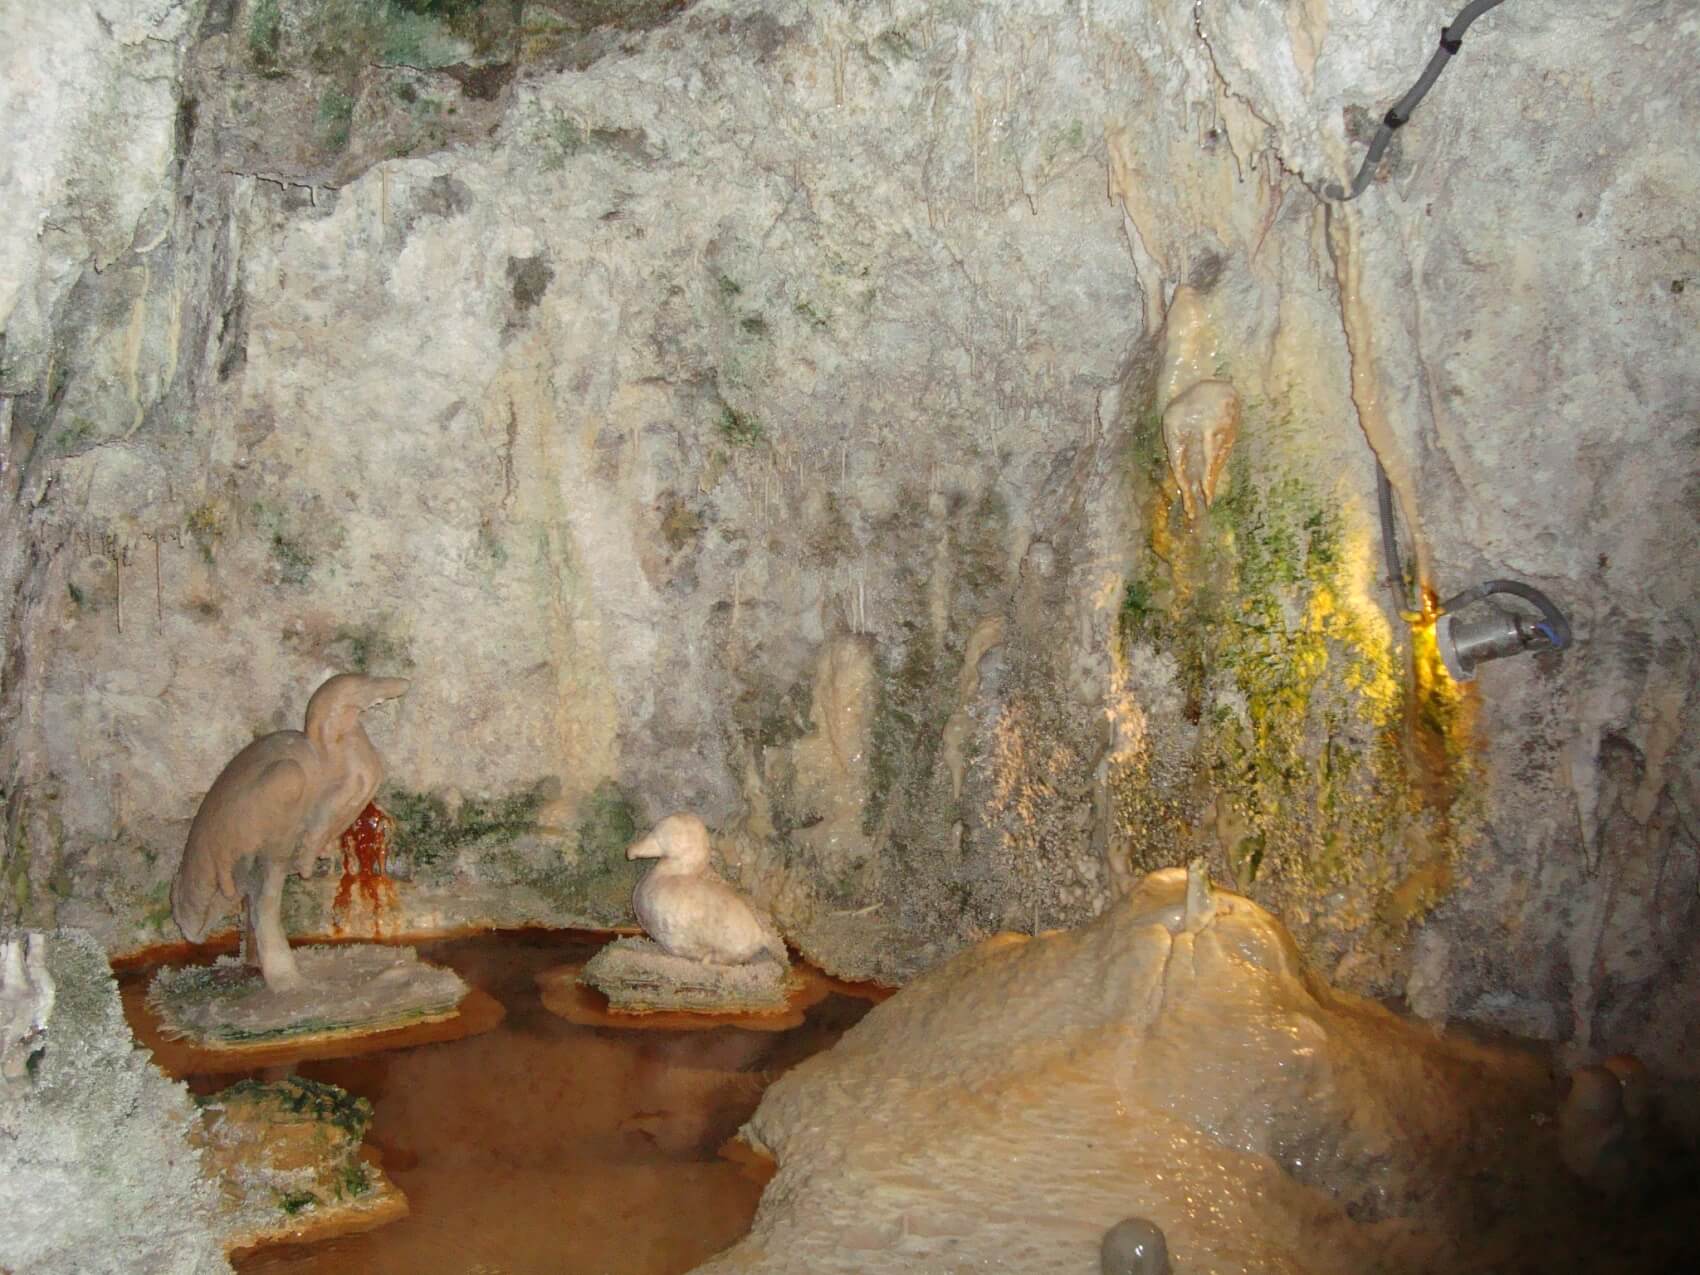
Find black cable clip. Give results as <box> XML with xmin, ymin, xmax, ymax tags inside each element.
<box><xmin>1384</xmin><ymin>107</ymin><xmax>1408</xmax><ymax>130</ymax></box>
<box><xmin>1439</xmin><ymin>25</ymin><xmax>1464</xmax><ymax>54</ymax></box>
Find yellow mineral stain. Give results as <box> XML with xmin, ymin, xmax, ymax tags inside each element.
<box><xmin>1386</xmin><ymin>590</ymin><xmax>1481</xmax><ymax>923</ymax></box>
<box><xmin>1326</xmin><ymin>210</ymin><xmax>1432</xmax><ymax>588</ymax></box>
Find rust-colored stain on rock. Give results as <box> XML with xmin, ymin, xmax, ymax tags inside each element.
<box><xmin>333</xmin><ymin>803</ymin><xmax>399</xmax><ymax>935</ymax></box>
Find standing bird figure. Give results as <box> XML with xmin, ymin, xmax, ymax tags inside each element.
<box><xmin>170</xmin><ymin>673</ymin><xmax>410</xmax><ymax>992</ymax></box>
<box><xmin>627</xmin><ymin>814</ymin><xmax>787</xmax><ymax>965</ymax></box>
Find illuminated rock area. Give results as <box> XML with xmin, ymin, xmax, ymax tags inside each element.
<box><xmin>700</xmin><ymin>868</ymin><xmax>1670</xmax><ymax>1274</ymax></box>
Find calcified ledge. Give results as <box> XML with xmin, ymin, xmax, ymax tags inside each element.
<box><xmin>146</xmin><ymin>944</ymin><xmax>466</xmax><ymax>1048</ymax></box>
<box><xmin>195</xmin><ymin>1076</ymin><xmax>407</xmax><ymax>1258</ymax></box>
<box><xmin>538</xmin><ymin>950</ymin><xmax>873</xmax><ymax>1034</ymax></box>
<box><xmin>580</xmin><ymin>936</ymin><xmax>798</xmax><ymax>1015</ymax></box>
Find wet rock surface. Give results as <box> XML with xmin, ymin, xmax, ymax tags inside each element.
<box><xmin>700</xmin><ymin>869</ymin><xmax>1696</xmax><ymax>1274</ymax></box>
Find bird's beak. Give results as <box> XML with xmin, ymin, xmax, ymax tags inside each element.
<box><xmin>366</xmin><ymin>677</ymin><xmax>410</xmax><ymax>707</ymax></box>
<box><xmin>626</xmin><ymin>830</ymin><xmax>663</xmax><ymax>861</ymax></box>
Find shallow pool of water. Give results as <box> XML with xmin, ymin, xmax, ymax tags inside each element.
<box><xmin>145</xmin><ymin>931</ymin><xmax>870</xmax><ymax>1275</ymax></box>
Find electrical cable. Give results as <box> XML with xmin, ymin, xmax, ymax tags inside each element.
<box><xmin>1340</xmin><ymin>1</ymin><xmax>1574</xmax><ymax>671</ymax></box>
<box><xmin>1326</xmin><ymin>0</ymin><xmax>1510</xmax><ymax>201</ymax></box>
<box><xmin>1374</xmin><ymin>458</ymin><xmax>1416</xmax><ymax>616</ymax></box>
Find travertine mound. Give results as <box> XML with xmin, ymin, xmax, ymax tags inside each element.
<box><xmin>696</xmin><ymin>869</ymin><xmax>1590</xmax><ymax>1275</ymax></box>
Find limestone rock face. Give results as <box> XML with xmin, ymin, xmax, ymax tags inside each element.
<box><xmin>0</xmin><ymin>0</ymin><xmax>1695</xmax><ymax>1083</ymax></box>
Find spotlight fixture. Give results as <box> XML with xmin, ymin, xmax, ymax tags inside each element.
<box><xmin>1433</xmin><ymin>580</ymin><xmax>1572</xmax><ymax>681</ymax></box>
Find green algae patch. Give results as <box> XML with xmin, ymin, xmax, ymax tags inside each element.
<box><xmin>863</xmin><ymin>622</ymin><xmax>948</xmax><ymax>843</ymax></box>
<box><xmin>717</xmin><ymin>403</ymin><xmax>765</xmax><ymax>448</ymax></box>
<box><xmin>203</xmin><ymin>1074</ymin><xmax>374</xmax><ymax>1143</ymax></box>
<box><xmin>385</xmin><ymin>785</ymin><xmax>545</xmax><ymax>877</ymax></box>
<box><xmin>574</xmin><ymin>779</ymin><xmax>638</xmax><ymax>861</ymax></box>
<box><xmin>534</xmin><ymin>780</ymin><xmax>644</xmax><ymax>922</ymax></box>
<box><xmin>377</xmin><ymin>779</ymin><xmax>647</xmax><ymax>925</ymax></box>
<box><xmin>465</xmin><ymin>779</ymin><xmax>645</xmax><ymax>925</ymax></box>
<box><xmin>1109</xmin><ymin>404</ymin><xmax>1478</xmax><ymax>973</ymax></box>
<box><xmin>194</xmin><ymin>1072</ymin><xmax>410</xmax><ymax>1250</ymax></box>
<box><xmin>186</xmin><ymin>501</ymin><xmax>228</xmax><ymax>563</ymax></box>
<box><xmin>247</xmin><ymin>0</ymin><xmax>472</xmax><ymax>80</ymax></box>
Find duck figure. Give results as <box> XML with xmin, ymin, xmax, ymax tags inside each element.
<box><xmin>627</xmin><ymin>814</ymin><xmax>787</xmax><ymax>965</ymax></box>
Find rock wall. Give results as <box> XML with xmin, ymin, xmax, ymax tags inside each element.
<box><xmin>2</xmin><ymin>0</ymin><xmax>1695</xmax><ymax>1074</ymax></box>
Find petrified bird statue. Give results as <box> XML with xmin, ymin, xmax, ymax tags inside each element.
<box><xmin>627</xmin><ymin>814</ymin><xmax>787</xmax><ymax>965</ymax></box>
<box><xmin>171</xmin><ymin>673</ymin><xmax>410</xmax><ymax>992</ymax></box>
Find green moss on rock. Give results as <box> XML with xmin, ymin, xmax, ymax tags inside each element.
<box><xmin>1110</xmin><ymin>401</ymin><xmax>1471</xmax><ymax>968</ymax></box>
<box><xmin>281</xmin><ymin>874</ymin><xmax>327</xmax><ymax>932</ymax></box>
<box><xmin>863</xmin><ymin>624</ymin><xmax>944</xmax><ymax>840</ymax></box>
<box><xmin>249</xmin><ymin>0</ymin><xmax>283</xmax><ymax>71</ymax></box>
<box><xmin>717</xmin><ymin>404</ymin><xmax>765</xmax><ymax>448</ymax></box>
<box><xmin>385</xmin><ymin>785</ymin><xmax>544</xmax><ymax>875</ymax></box>
<box><xmin>510</xmin><ymin>780</ymin><xmax>642</xmax><ymax>922</ymax></box>
<box><xmin>329</xmin><ymin>620</ymin><xmax>413</xmax><ymax>673</ymax></box>
<box><xmin>185</xmin><ymin>501</ymin><xmax>227</xmax><ymax>564</ymax></box>
<box><xmin>574</xmin><ymin>780</ymin><xmax>637</xmax><ymax>861</ymax></box>
<box><xmin>202</xmin><ymin>1075</ymin><xmax>373</xmax><ymax>1142</ymax></box>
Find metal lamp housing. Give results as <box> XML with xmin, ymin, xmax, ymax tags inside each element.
<box><xmin>1435</xmin><ymin>608</ymin><xmax>1541</xmax><ymax>682</ymax></box>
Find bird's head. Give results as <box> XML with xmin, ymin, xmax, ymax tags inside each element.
<box><xmin>170</xmin><ymin>856</ymin><xmax>225</xmax><ymax>943</ymax></box>
<box><xmin>627</xmin><ymin>813</ymin><xmax>712</xmax><ymax>872</ymax></box>
<box><xmin>305</xmin><ymin>673</ymin><xmax>410</xmax><ymax>745</ymax></box>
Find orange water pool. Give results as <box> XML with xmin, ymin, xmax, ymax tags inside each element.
<box><xmin>132</xmin><ymin>930</ymin><xmax>872</xmax><ymax>1275</ymax></box>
